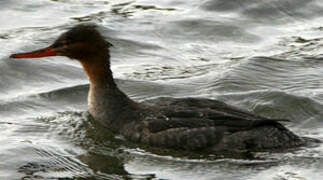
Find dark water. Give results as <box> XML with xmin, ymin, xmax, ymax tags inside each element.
<box><xmin>1</xmin><ymin>0</ymin><xmax>323</xmax><ymax>179</ymax></box>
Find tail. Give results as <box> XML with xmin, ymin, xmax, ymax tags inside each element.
<box><xmin>216</xmin><ymin>124</ymin><xmax>305</xmax><ymax>152</ymax></box>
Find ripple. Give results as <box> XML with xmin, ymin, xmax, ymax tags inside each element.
<box><xmin>201</xmin><ymin>0</ymin><xmax>323</xmax><ymax>24</ymax></box>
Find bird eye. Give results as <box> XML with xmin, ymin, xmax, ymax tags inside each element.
<box><xmin>53</xmin><ymin>40</ymin><xmax>71</xmax><ymax>48</ymax></box>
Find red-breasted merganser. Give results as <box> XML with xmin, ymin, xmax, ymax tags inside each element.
<box><xmin>10</xmin><ymin>24</ymin><xmax>308</xmax><ymax>153</ymax></box>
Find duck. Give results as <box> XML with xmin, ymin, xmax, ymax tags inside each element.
<box><xmin>10</xmin><ymin>24</ymin><xmax>307</xmax><ymax>154</ymax></box>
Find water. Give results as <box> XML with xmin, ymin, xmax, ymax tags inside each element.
<box><xmin>1</xmin><ymin>0</ymin><xmax>323</xmax><ymax>179</ymax></box>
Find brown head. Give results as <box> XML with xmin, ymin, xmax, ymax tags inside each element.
<box><xmin>10</xmin><ymin>24</ymin><xmax>137</xmax><ymax>125</ymax></box>
<box><xmin>10</xmin><ymin>24</ymin><xmax>112</xmax><ymax>62</ymax></box>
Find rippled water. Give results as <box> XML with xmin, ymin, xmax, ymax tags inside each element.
<box><xmin>1</xmin><ymin>0</ymin><xmax>323</xmax><ymax>179</ymax></box>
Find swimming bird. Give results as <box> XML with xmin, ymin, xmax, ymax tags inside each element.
<box><xmin>10</xmin><ymin>24</ymin><xmax>307</xmax><ymax>154</ymax></box>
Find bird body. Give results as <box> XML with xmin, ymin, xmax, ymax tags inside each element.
<box><xmin>10</xmin><ymin>24</ymin><xmax>309</xmax><ymax>153</ymax></box>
